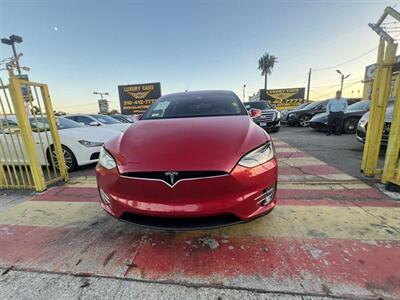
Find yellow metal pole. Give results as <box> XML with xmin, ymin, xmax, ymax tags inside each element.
<box><xmin>382</xmin><ymin>73</ymin><xmax>400</xmax><ymax>183</ymax></box>
<box><xmin>40</xmin><ymin>84</ymin><xmax>69</xmax><ymax>182</ymax></box>
<box><xmin>8</xmin><ymin>72</ymin><xmax>46</xmax><ymax>191</ymax></box>
<box><xmin>362</xmin><ymin>39</ymin><xmax>385</xmax><ymax>174</ymax></box>
<box><xmin>362</xmin><ymin>40</ymin><xmax>397</xmax><ymax>176</ymax></box>
<box><xmin>0</xmin><ymin>160</ymin><xmax>5</xmax><ymax>187</ymax></box>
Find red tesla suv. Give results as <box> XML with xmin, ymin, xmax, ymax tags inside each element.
<box><xmin>96</xmin><ymin>90</ymin><xmax>278</xmax><ymax>230</ymax></box>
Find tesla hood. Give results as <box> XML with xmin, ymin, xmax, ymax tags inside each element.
<box><xmin>106</xmin><ymin>116</ymin><xmax>267</xmax><ymax>173</ymax></box>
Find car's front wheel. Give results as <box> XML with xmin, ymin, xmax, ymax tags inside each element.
<box><xmin>298</xmin><ymin>115</ymin><xmax>311</xmax><ymax>127</ymax></box>
<box><xmin>343</xmin><ymin>117</ymin><xmax>359</xmax><ymax>134</ymax></box>
<box><xmin>47</xmin><ymin>145</ymin><xmax>78</xmax><ymax>172</ymax></box>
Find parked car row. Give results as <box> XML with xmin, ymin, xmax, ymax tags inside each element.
<box><xmin>281</xmin><ymin>99</ymin><xmax>394</xmax><ymax>145</ymax></box>
<box><xmin>309</xmin><ymin>100</ymin><xmax>370</xmax><ymax>134</ymax></box>
<box><xmin>282</xmin><ymin>99</ymin><xmax>358</xmax><ymax>127</ymax></box>
<box><xmin>0</xmin><ymin>113</ymin><xmax>136</xmax><ymax>172</ymax></box>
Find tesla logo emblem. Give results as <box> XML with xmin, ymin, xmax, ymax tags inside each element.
<box><xmin>165</xmin><ymin>171</ymin><xmax>179</xmax><ymax>185</ymax></box>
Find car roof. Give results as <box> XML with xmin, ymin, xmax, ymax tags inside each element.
<box><xmin>65</xmin><ymin>114</ymin><xmax>93</xmax><ymax>117</ymax></box>
<box><xmin>160</xmin><ymin>90</ymin><xmax>237</xmax><ymax>99</ymax></box>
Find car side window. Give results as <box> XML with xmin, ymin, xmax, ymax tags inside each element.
<box><xmin>74</xmin><ymin>116</ymin><xmax>93</xmax><ymax>125</ymax></box>
<box><xmin>0</xmin><ymin>119</ymin><xmax>19</xmax><ymax>134</ymax></box>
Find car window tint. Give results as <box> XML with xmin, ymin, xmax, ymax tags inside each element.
<box><xmin>75</xmin><ymin>116</ymin><xmax>93</xmax><ymax>125</ymax></box>
<box><xmin>244</xmin><ymin>102</ymin><xmax>270</xmax><ymax>110</ymax></box>
<box><xmin>347</xmin><ymin>100</ymin><xmax>370</xmax><ymax>111</ymax></box>
<box><xmin>143</xmin><ymin>93</ymin><xmax>247</xmax><ymax>120</ymax></box>
<box><xmin>90</xmin><ymin>114</ymin><xmax>120</xmax><ymax>124</ymax></box>
<box><xmin>0</xmin><ymin>119</ymin><xmax>18</xmax><ymax>134</ymax></box>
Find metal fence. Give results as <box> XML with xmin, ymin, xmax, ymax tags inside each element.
<box><xmin>0</xmin><ymin>72</ymin><xmax>68</xmax><ymax>191</ymax></box>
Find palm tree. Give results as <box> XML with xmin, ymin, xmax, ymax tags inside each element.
<box><xmin>258</xmin><ymin>52</ymin><xmax>278</xmax><ymax>91</ymax></box>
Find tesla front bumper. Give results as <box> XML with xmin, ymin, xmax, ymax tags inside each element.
<box><xmin>96</xmin><ymin>159</ymin><xmax>278</xmax><ymax>229</ymax></box>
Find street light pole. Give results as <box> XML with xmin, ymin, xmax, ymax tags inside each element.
<box><xmin>306</xmin><ymin>68</ymin><xmax>312</xmax><ymax>102</ymax></box>
<box><xmin>243</xmin><ymin>84</ymin><xmax>246</xmax><ymax>101</ymax></box>
<box><xmin>93</xmin><ymin>91</ymin><xmax>110</xmax><ymax>114</ymax></box>
<box><xmin>93</xmin><ymin>91</ymin><xmax>109</xmax><ymax>99</ymax></box>
<box><xmin>1</xmin><ymin>34</ymin><xmax>23</xmax><ymax>75</ymax></box>
<box><xmin>336</xmin><ymin>69</ymin><xmax>350</xmax><ymax>93</ymax></box>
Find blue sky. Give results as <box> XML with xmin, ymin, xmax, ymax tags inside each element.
<box><xmin>0</xmin><ymin>0</ymin><xmax>397</xmax><ymax>113</ymax></box>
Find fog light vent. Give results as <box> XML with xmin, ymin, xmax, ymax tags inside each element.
<box><xmin>99</xmin><ymin>189</ymin><xmax>111</xmax><ymax>205</ymax></box>
<box><xmin>257</xmin><ymin>185</ymin><xmax>275</xmax><ymax>206</ymax></box>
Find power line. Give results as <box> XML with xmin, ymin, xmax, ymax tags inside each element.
<box><xmin>313</xmin><ymin>47</ymin><xmax>378</xmax><ymax>72</ymax></box>
<box><xmin>315</xmin><ymin>80</ymin><xmax>363</xmax><ymax>100</ymax></box>
<box><xmin>311</xmin><ymin>76</ymin><xmax>364</xmax><ymax>89</ymax></box>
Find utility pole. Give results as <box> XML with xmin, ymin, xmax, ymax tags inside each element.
<box><xmin>1</xmin><ymin>34</ymin><xmax>23</xmax><ymax>75</ymax></box>
<box><xmin>306</xmin><ymin>68</ymin><xmax>311</xmax><ymax>102</ymax></box>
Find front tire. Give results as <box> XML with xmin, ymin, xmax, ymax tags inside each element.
<box><xmin>343</xmin><ymin>117</ymin><xmax>359</xmax><ymax>134</ymax></box>
<box><xmin>47</xmin><ymin>145</ymin><xmax>78</xmax><ymax>172</ymax></box>
<box><xmin>298</xmin><ymin>115</ymin><xmax>311</xmax><ymax>127</ymax></box>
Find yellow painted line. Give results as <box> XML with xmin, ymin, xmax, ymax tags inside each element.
<box><xmin>0</xmin><ymin>201</ymin><xmax>102</xmax><ymax>228</ymax></box>
<box><xmin>279</xmin><ymin>157</ymin><xmax>328</xmax><ymax>167</ymax></box>
<box><xmin>67</xmin><ymin>178</ymin><xmax>371</xmax><ymax>190</ymax></box>
<box><xmin>0</xmin><ymin>201</ymin><xmax>399</xmax><ymax>241</ymax></box>
<box><xmin>66</xmin><ymin>176</ymin><xmax>97</xmax><ymax>187</ymax></box>
<box><xmin>279</xmin><ymin>174</ymin><xmax>356</xmax><ymax>181</ymax></box>
<box><xmin>275</xmin><ymin>147</ymin><xmax>305</xmax><ymax>153</ymax></box>
<box><xmin>183</xmin><ymin>205</ymin><xmax>400</xmax><ymax>240</ymax></box>
<box><xmin>278</xmin><ymin>182</ymin><xmax>374</xmax><ymax>190</ymax></box>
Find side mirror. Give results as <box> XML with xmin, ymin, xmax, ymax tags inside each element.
<box><xmin>8</xmin><ymin>128</ymin><xmax>21</xmax><ymax>134</ymax></box>
<box><xmin>89</xmin><ymin>121</ymin><xmax>100</xmax><ymax>126</ymax></box>
<box><xmin>249</xmin><ymin>108</ymin><xmax>262</xmax><ymax>119</ymax></box>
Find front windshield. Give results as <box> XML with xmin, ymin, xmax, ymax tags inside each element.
<box><xmin>29</xmin><ymin>117</ymin><xmax>83</xmax><ymax>132</ymax></box>
<box><xmin>347</xmin><ymin>100</ymin><xmax>370</xmax><ymax>111</ymax></box>
<box><xmin>143</xmin><ymin>93</ymin><xmax>247</xmax><ymax>120</ymax></box>
<box><xmin>302</xmin><ymin>101</ymin><xmax>321</xmax><ymax>110</ymax></box>
<box><xmin>296</xmin><ymin>102</ymin><xmax>309</xmax><ymax>109</ymax></box>
<box><xmin>90</xmin><ymin>114</ymin><xmax>120</xmax><ymax>124</ymax></box>
<box><xmin>244</xmin><ymin>101</ymin><xmax>271</xmax><ymax>110</ymax></box>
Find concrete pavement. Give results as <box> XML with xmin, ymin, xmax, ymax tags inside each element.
<box><xmin>0</xmin><ymin>138</ymin><xmax>399</xmax><ymax>299</ymax></box>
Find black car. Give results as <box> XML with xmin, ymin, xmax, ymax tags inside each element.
<box><xmin>356</xmin><ymin>104</ymin><xmax>393</xmax><ymax>144</ymax></box>
<box><xmin>309</xmin><ymin>100</ymin><xmax>370</xmax><ymax>134</ymax></box>
<box><xmin>244</xmin><ymin>101</ymin><xmax>281</xmax><ymax>132</ymax></box>
<box><xmin>285</xmin><ymin>99</ymin><xmax>357</xmax><ymax>127</ymax></box>
<box><xmin>281</xmin><ymin>102</ymin><xmax>309</xmax><ymax>123</ymax></box>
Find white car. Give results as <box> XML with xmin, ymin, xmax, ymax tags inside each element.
<box><xmin>64</xmin><ymin>114</ymin><xmax>131</xmax><ymax>132</ymax></box>
<box><xmin>0</xmin><ymin>116</ymin><xmax>121</xmax><ymax>171</ymax></box>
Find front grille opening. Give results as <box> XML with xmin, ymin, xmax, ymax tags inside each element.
<box><xmin>90</xmin><ymin>152</ymin><xmax>100</xmax><ymax>160</ymax></box>
<box><xmin>120</xmin><ymin>212</ymin><xmax>242</xmax><ymax>230</ymax></box>
<box><xmin>121</xmin><ymin>170</ymin><xmax>227</xmax><ymax>181</ymax></box>
<box><xmin>256</xmin><ymin>184</ymin><xmax>276</xmax><ymax>206</ymax></box>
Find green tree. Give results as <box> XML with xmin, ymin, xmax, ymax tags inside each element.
<box><xmin>258</xmin><ymin>52</ymin><xmax>278</xmax><ymax>91</ymax></box>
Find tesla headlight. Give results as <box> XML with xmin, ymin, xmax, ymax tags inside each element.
<box><xmin>238</xmin><ymin>142</ymin><xmax>275</xmax><ymax>168</ymax></box>
<box><xmin>99</xmin><ymin>147</ymin><xmax>116</xmax><ymax>169</ymax></box>
<box><xmin>78</xmin><ymin>140</ymin><xmax>104</xmax><ymax>147</ymax></box>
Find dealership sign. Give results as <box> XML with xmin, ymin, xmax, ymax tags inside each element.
<box><xmin>118</xmin><ymin>82</ymin><xmax>161</xmax><ymax>115</ymax></box>
<box><xmin>261</xmin><ymin>87</ymin><xmax>305</xmax><ymax>110</ymax></box>
<box><xmin>364</xmin><ymin>55</ymin><xmax>400</xmax><ymax>81</ymax></box>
